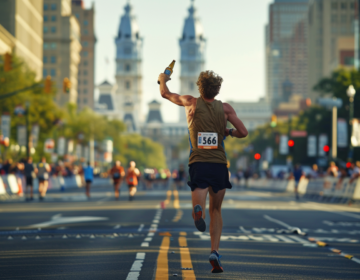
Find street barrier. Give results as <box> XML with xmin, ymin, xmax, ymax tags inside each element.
<box><xmin>0</xmin><ymin>177</ymin><xmax>6</xmax><ymax>195</ymax></box>
<box><xmin>245</xmin><ymin>176</ymin><xmax>360</xmax><ymax>203</ymax></box>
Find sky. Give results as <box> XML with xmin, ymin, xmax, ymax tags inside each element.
<box><xmin>83</xmin><ymin>0</ymin><xmax>273</xmax><ymax>123</ymax></box>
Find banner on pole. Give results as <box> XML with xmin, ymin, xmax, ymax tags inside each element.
<box><xmin>84</xmin><ymin>146</ymin><xmax>89</xmax><ymax>161</ymax></box>
<box><xmin>31</xmin><ymin>124</ymin><xmax>40</xmax><ymax>148</ymax></box>
<box><xmin>67</xmin><ymin>140</ymin><xmax>74</xmax><ymax>154</ymax></box>
<box><xmin>57</xmin><ymin>137</ymin><xmax>66</xmax><ymax>156</ymax></box>
<box><xmin>351</xmin><ymin>119</ymin><xmax>360</xmax><ymax>147</ymax></box>
<box><xmin>44</xmin><ymin>139</ymin><xmax>55</xmax><ymax>153</ymax></box>
<box><xmin>279</xmin><ymin>135</ymin><xmax>289</xmax><ymax>155</ymax></box>
<box><xmin>1</xmin><ymin>115</ymin><xmax>11</xmax><ymax>139</ymax></box>
<box><xmin>318</xmin><ymin>134</ymin><xmax>328</xmax><ymax>156</ymax></box>
<box><xmin>337</xmin><ymin>119</ymin><xmax>348</xmax><ymax>148</ymax></box>
<box><xmin>307</xmin><ymin>135</ymin><xmax>317</xmax><ymax>157</ymax></box>
<box><xmin>17</xmin><ymin>125</ymin><xmax>27</xmax><ymax>147</ymax></box>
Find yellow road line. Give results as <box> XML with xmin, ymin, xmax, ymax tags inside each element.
<box><xmin>173</xmin><ymin>190</ymin><xmax>180</xmax><ymax>209</ymax></box>
<box><xmin>172</xmin><ymin>209</ymin><xmax>183</xmax><ymax>222</ymax></box>
<box><xmin>179</xmin><ymin>232</ymin><xmax>196</xmax><ymax>279</ymax></box>
<box><xmin>164</xmin><ymin>190</ymin><xmax>172</xmax><ymax>206</ymax></box>
<box><xmin>155</xmin><ymin>236</ymin><xmax>170</xmax><ymax>280</ymax></box>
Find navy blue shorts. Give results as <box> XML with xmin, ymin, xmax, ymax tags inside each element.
<box><xmin>187</xmin><ymin>162</ymin><xmax>232</xmax><ymax>193</ymax></box>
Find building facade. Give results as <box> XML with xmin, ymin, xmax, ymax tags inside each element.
<box><xmin>308</xmin><ymin>0</ymin><xmax>356</xmax><ymax>100</ymax></box>
<box><xmin>178</xmin><ymin>1</ymin><xmax>206</xmax><ymax>123</ymax></box>
<box><xmin>71</xmin><ymin>0</ymin><xmax>96</xmax><ymax>110</ymax></box>
<box><xmin>0</xmin><ymin>25</ymin><xmax>16</xmax><ymax>55</ymax></box>
<box><xmin>43</xmin><ymin>0</ymin><xmax>82</xmax><ymax>106</ymax></box>
<box><xmin>266</xmin><ymin>0</ymin><xmax>308</xmax><ymax>109</ymax></box>
<box><xmin>0</xmin><ymin>0</ymin><xmax>43</xmax><ymax>80</ymax></box>
<box><xmin>114</xmin><ymin>3</ymin><xmax>143</xmax><ymax>133</ymax></box>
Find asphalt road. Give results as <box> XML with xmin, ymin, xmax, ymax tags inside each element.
<box><xmin>1</xmin><ymin>183</ymin><xmax>360</xmax><ymax>279</ymax></box>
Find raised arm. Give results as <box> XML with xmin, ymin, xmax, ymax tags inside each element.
<box><xmin>158</xmin><ymin>73</ymin><xmax>195</xmax><ymax>106</ymax></box>
<box><xmin>223</xmin><ymin>103</ymin><xmax>248</xmax><ymax>138</ymax></box>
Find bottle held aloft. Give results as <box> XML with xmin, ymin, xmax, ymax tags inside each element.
<box><xmin>158</xmin><ymin>60</ymin><xmax>176</xmax><ymax>84</ymax></box>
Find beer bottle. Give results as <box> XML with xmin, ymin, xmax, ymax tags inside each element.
<box><xmin>158</xmin><ymin>60</ymin><xmax>176</xmax><ymax>84</ymax></box>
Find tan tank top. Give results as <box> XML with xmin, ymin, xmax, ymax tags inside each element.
<box><xmin>188</xmin><ymin>97</ymin><xmax>227</xmax><ymax>165</ymax></box>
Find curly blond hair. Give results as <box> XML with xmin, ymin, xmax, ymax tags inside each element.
<box><xmin>196</xmin><ymin>71</ymin><xmax>223</xmax><ymax>99</ymax></box>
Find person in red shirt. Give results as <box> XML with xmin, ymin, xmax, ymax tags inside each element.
<box><xmin>109</xmin><ymin>161</ymin><xmax>125</xmax><ymax>200</ymax></box>
<box><xmin>126</xmin><ymin>161</ymin><xmax>140</xmax><ymax>201</ymax></box>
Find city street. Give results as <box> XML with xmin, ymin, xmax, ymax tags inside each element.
<box><xmin>1</xmin><ymin>184</ymin><xmax>360</xmax><ymax>279</ymax></box>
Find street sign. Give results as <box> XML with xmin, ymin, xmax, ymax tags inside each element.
<box><xmin>279</xmin><ymin>135</ymin><xmax>289</xmax><ymax>155</ymax></box>
<box><xmin>307</xmin><ymin>135</ymin><xmax>317</xmax><ymax>157</ymax></box>
<box><xmin>44</xmin><ymin>139</ymin><xmax>55</xmax><ymax>153</ymax></box>
<box><xmin>17</xmin><ymin>125</ymin><xmax>27</xmax><ymax>147</ymax></box>
<box><xmin>31</xmin><ymin>124</ymin><xmax>39</xmax><ymax>148</ymax></box>
<box><xmin>351</xmin><ymin>119</ymin><xmax>360</xmax><ymax>147</ymax></box>
<box><xmin>337</xmin><ymin>119</ymin><xmax>348</xmax><ymax>148</ymax></box>
<box><xmin>1</xmin><ymin>115</ymin><xmax>11</xmax><ymax>139</ymax></box>
<box><xmin>57</xmin><ymin>137</ymin><xmax>66</xmax><ymax>156</ymax></box>
<box><xmin>317</xmin><ymin>98</ymin><xmax>343</xmax><ymax>108</ymax></box>
<box><xmin>318</xmin><ymin>134</ymin><xmax>328</xmax><ymax>156</ymax></box>
<box><xmin>291</xmin><ymin>131</ymin><xmax>307</xmax><ymax>137</ymax></box>
<box><xmin>76</xmin><ymin>144</ymin><xmax>82</xmax><ymax>159</ymax></box>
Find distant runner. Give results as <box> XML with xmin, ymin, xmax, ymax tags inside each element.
<box><xmin>126</xmin><ymin>161</ymin><xmax>140</xmax><ymax>201</ymax></box>
<box><xmin>83</xmin><ymin>162</ymin><xmax>94</xmax><ymax>199</ymax></box>
<box><xmin>292</xmin><ymin>164</ymin><xmax>304</xmax><ymax>200</ymax></box>
<box><xmin>158</xmin><ymin>70</ymin><xmax>248</xmax><ymax>273</ymax></box>
<box><xmin>109</xmin><ymin>161</ymin><xmax>125</xmax><ymax>200</ymax></box>
<box><xmin>23</xmin><ymin>157</ymin><xmax>37</xmax><ymax>201</ymax></box>
<box><xmin>37</xmin><ymin>157</ymin><xmax>51</xmax><ymax>201</ymax></box>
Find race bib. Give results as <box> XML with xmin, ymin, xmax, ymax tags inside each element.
<box><xmin>198</xmin><ymin>132</ymin><xmax>218</xmax><ymax>149</ymax></box>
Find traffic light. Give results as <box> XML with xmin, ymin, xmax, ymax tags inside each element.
<box><xmin>288</xmin><ymin>139</ymin><xmax>295</xmax><ymax>154</ymax></box>
<box><xmin>270</xmin><ymin>114</ymin><xmax>277</xmax><ymax>127</ymax></box>
<box><xmin>44</xmin><ymin>75</ymin><xmax>52</xmax><ymax>93</ymax></box>
<box><xmin>323</xmin><ymin>145</ymin><xmax>330</xmax><ymax>156</ymax></box>
<box><xmin>254</xmin><ymin>153</ymin><xmax>261</xmax><ymax>160</ymax></box>
<box><xmin>4</xmin><ymin>52</ymin><xmax>12</xmax><ymax>72</ymax></box>
<box><xmin>63</xmin><ymin>77</ymin><xmax>71</xmax><ymax>93</ymax></box>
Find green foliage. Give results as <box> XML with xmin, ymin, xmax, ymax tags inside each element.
<box><xmin>114</xmin><ymin>134</ymin><xmax>167</xmax><ymax>170</ymax></box>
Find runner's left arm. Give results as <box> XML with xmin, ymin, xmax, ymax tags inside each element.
<box><xmin>158</xmin><ymin>73</ymin><xmax>194</xmax><ymax>106</ymax></box>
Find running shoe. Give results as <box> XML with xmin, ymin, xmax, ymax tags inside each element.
<box><xmin>193</xmin><ymin>204</ymin><xmax>206</xmax><ymax>232</ymax></box>
<box><xmin>209</xmin><ymin>250</ymin><xmax>223</xmax><ymax>273</ymax></box>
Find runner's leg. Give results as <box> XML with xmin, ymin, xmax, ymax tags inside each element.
<box><xmin>191</xmin><ymin>187</ymin><xmax>208</xmax><ymax>220</ymax></box>
<box><xmin>85</xmin><ymin>182</ymin><xmax>90</xmax><ymax>198</ymax></box>
<box><xmin>114</xmin><ymin>181</ymin><xmax>120</xmax><ymax>199</ymax></box>
<box><xmin>42</xmin><ymin>180</ymin><xmax>49</xmax><ymax>197</ymax></box>
<box><xmin>209</xmin><ymin>187</ymin><xmax>226</xmax><ymax>252</ymax></box>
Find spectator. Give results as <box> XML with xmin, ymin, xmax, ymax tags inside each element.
<box><xmin>327</xmin><ymin>161</ymin><xmax>338</xmax><ymax>177</ymax></box>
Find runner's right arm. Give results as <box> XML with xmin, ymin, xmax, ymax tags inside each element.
<box><xmin>158</xmin><ymin>73</ymin><xmax>194</xmax><ymax>106</ymax></box>
<box><xmin>223</xmin><ymin>103</ymin><xmax>248</xmax><ymax>138</ymax></box>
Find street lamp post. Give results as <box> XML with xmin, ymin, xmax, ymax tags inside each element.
<box><xmin>347</xmin><ymin>85</ymin><xmax>356</xmax><ymax>161</ymax></box>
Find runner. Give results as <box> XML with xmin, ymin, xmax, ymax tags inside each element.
<box><xmin>174</xmin><ymin>164</ymin><xmax>186</xmax><ymax>189</ymax></box>
<box><xmin>23</xmin><ymin>157</ymin><xmax>37</xmax><ymax>201</ymax></box>
<box><xmin>83</xmin><ymin>162</ymin><xmax>94</xmax><ymax>199</ymax></box>
<box><xmin>37</xmin><ymin>157</ymin><xmax>51</xmax><ymax>201</ymax></box>
<box><xmin>158</xmin><ymin>70</ymin><xmax>248</xmax><ymax>273</ymax></box>
<box><xmin>126</xmin><ymin>161</ymin><xmax>140</xmax><ymax>201</ymax></box>
<box><xmin>109</xmin><ymin>161</ymin><xmax>125</xmax><ymax>200</ymax></box>
<box><xmin>292</xmin><ymin>164</ymin><xmax>304</xmax><ymax>200</ymax></box>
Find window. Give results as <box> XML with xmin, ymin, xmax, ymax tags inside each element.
<box><xmin>331</xmin><ymin>14</ymin><xmax>337</xmax><ymax>23</ymax></box>
<box><xmin>43</xmin><ymin>69</ymin><xmax>48</xmax><ymax>76</ymax></box>
<box><xmin>84</xmin><ymin>89</ymin><xmax>88</xmax><ymax>94</ymax></box>
<box><xmin>77</xmin><ymin>98</ymin><xmax>80</xmax><ymax>104</ymax></box>
<box><xmin>51</xmin><ymin>26</ymin><xmax>56</xmax><ymax>33</ymax></box>
<box><xmin>82</xmin><ymin>51</ymin><xmax>88</xmax><ymax>57</ymax></box>
<box><xmin>43</xmin><ymin>43</ymin><xmax>49</xmax><ymax>49</ymax></box>
<box><xmin>341</xmin><ymin>2</ymin><xmax>347</xmax><ymax>10</ymax></box>
<box><xmin>84</xmin><ymin>30</ymin><xmax>88</xmax><ymax>35</ymax></box>
<box><xmin>125</xmin><ymin>81</ymin><xmax>130</xmax><ymax>89</ymax></box>
<box><xmin>44</xmin><ymin>4</ymin><xmax>48</xmax><ymax>10</ymax></box>
<box><xmin>331</xmin><ymin>2</ymin><xmax>338</xmax><ymax>9</ymax></box>
<box><xmin>51</xmin><ymin>43</ymin><xmax>57</xmax><ymax>49</ymax></box>
<box><xmin>75</xmin><ymin>13</ymin><xmax>79</xmax><ymax>19</ymax></box>
<box><xmin>83</xmin><ymin>61</ymin><xmax>88</xmax><ymax>66</ymax></box>
<box><xmin>44</xmin><ymin>26</ymin><xmax>48</xmax><ymax>33</ymax></box>
<box><xmin>124</xmin><ymin>47</ymin><xmax>131</xmax><ymax>54</ymax></box>
<box><xmin>350</xmin><ymin>2</ymin><xmax>355</xmax><ymax>9</ymax></box>
<box><xmin>44</xmin><ymin>15</ymin><xmax>48</xmax><ymax>22</ymax></box>
<box><xmin>341</xmin><ymin>15</ymin><xmax>347</xmax><ymax>23</ymax></box>
<box><xmin>84</xmin><ymin>20</ymin><xmax>88</xmax><ymax>26</ymax></box>
<box><xmin>84</xmin><ymin>80</ymin><xmax>88</xmax><ymax>85</ymax></box>
<box><xmin>82</xmin><ymin>41</ymin><xmax>88</xmax><ymax>47</ymax></box>
<box><xmin>51</xmin><ymin>3</ymin><xmax>56</xmax><ymax>10</ymax></box>
<box><xmin>51</xmin><ymin>56</ymin><xmax>56</xmax><ymax>63</ymax></box>
<box><xmin>84</xmin><ymin>70</ymin><xmax>88</xmax><ymax>75</ymax></box>
<box><xmin>125</xmin><ymin>64</ymin><xmax>131</xmax><ymax>71</ymax></box>
<box><xmin>43</xmin><ymin>56</ymin><xmax>47</xmax><ymax>63</ymax></box>
<box><xmin>51</xmin><ymin>15</ymin><xmax>56</xmax><ymax>22</ymax></box>
<box><xmin>83</xmin><ymin>98</ymin><xmax>88</xmax><ymax>104</ymax></box>
<box><xmin>50</xmin><ymin>69</ymin><xmax>56</xmax><ymax>77</ymax></box>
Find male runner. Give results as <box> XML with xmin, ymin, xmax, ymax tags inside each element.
<box><xmin>126</xmin><ymin>161</ymin><xmax>140</xmax><ymax>201</ymax></box>
<box><xmin>109</xmin><ymin>161</ymin><xmax>125</xmax><ymax>200</ymax></box>
<box><xmin>23</xmin><ymin>157</ymin><xmax>37</xmax><ymax>201</ymax></box>
<box><xmin>158</xmin><ymin>70</ymin><xmax>248</xmax><ymax>273</ymax></box>
<box><xmin>37</xmin><ymin>157</ymin><xmax>51</xmax><ymax>201</ymax></box>
<box><xmin>83</xmin><ymin>162</ymin><xmax>94</xmax><ymax>199</ymax></box>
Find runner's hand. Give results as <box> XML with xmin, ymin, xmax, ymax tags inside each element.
<box><xmin>224</xmin><ymin>128</ymin><xmax>230</xmax><ymax>137</ymax></box>
<box><xmin>158</xmin><ymin>73</ymin><xmax>171</xmax><ymax>83</ymax></box>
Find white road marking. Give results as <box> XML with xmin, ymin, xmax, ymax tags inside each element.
<box><xmin>352</xmin><ymin>257</ymin><xmax>360</xmax><ymax>264</ymax></box>
<box><xmin>144</xmin><ymin>237</ymin><xmax>152</xmax><ymax>242</ymax></box>
<box><xmin>136</xmin><ymin>253</ymin><xmax>145</xmax><ymax>260</ymax></box>
<box><xmin>96</xmin><ymin>196</ymin><xmax>109</xmax><ymax>205</ymax></box>
<box><xmin>141</xmin><ymin>242</ymin><xmax>149</xmax><ymax>247</ymax></box>
<box><xmin>130</xmin><ymin>260</ymin><xmax>144</xmax><ymax>271</ymax></box>
<box><xmin>262</xmin><ymin>235</ymin><xmax>279</xmax><ymax>242</ymax></box>
<box><xmin>30</xmin><ymin>216</ymin><xmax>108</xmax><ymax>228</ymax></box>
<box><xmin>126</xmin><ymin>272</ymin><xmax>140</xmax><ymax>280</ymax></box>
<box><xmin>138</xmin><ymin>224</ymin><xmax>144</xmax><ymax>232</ymax></box>
<box><xmin>239</xmin><ymin>226</ymin><xmax>251</xmax><ymax>233</ymax></box>
<box><xmin>147</xmin><ymin>232</ymin><xmax>154</xmax><ymax>237</ymax></box>
<box><xmin>114</xmin><ymin>224</ymin><xmax>121</xmax><ymax>229</ymax></box>
<box><xmin>288</xmin><ymin>236</ymin><xmax>310</xmax><ymax>244</ymax></box>
<box><xmin>275</xmin><ymin>235</ymin><xmax>295</xmax><ymax>243</ymax></box>
<box><xmin>152</xmin><ymin>220</ymin><xmax>159</xmax><ymax>224</ymax></box>
<box><xmin>264</xmin><ymin>215</ymin><xmax>293</xmax><ymax>229</ymax></box>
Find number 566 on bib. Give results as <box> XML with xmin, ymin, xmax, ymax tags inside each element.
<box><xmin>198</xmin><ymin>132</ymin><xmax>218</xmax><ymax>149</ymax></box>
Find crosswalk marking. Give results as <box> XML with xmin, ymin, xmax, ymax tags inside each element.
<box><xmin>275</xmin><ymin>235</ymin><xmax>295</xmax><ymax>243</ymax></box>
